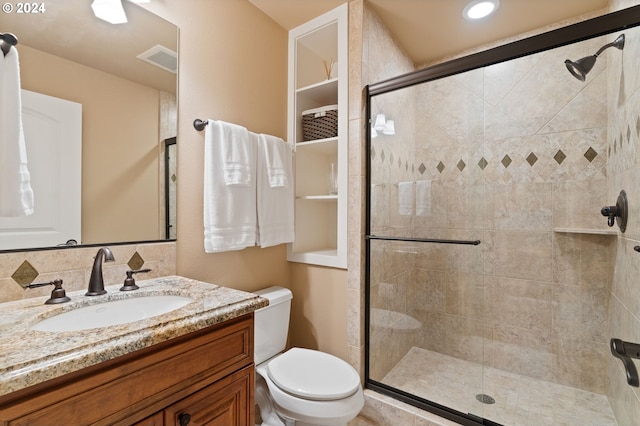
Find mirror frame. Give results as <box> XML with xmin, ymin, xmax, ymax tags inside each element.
<box><xmin>0</xmin><ymin>5</ymin><xmax>178</xmax><ymax>254</ymax></box>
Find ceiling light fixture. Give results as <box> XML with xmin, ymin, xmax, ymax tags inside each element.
<box><xmin>91</xmin><ymin>0</ymin><xmax>128</xmax><ymax>24</ymax></box>
<box><xmin>463</xmin><ymin>0</ymin><xmax>499</xmax><ymax>20</ymax></box>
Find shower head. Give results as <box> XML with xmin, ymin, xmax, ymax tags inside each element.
<box><xmin>565</xmin><ymin>34</ymin><xmax>625</xmax><ymax>82</ymax></box>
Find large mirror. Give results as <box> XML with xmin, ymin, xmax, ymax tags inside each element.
<box><xmin>0</xmin><ymin>0</ymin><xmax>177</xmax><ymax>251</ymax></box>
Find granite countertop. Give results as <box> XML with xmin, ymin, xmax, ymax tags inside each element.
<box><xmin>0</xmin><ymin>275</ymin><xmax>268</xmax><ymax>397</ymax></box>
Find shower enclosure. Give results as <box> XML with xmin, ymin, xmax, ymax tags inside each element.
<box><xmin>365</xmin><ymin>6</ymin><xmax>640</xmax><ymax>426</ymax></box>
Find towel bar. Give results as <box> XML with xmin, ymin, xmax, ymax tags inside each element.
<box><xmin>193</xmin><ymin>119</ymin><xmax>208</xmax><ymax>131</ymax></box>
<box><xmin>0</xmin><ymin>32</ymin><xmax>18</xmax><ymax>56</ymax></box>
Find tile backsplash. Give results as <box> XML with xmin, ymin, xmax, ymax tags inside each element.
<box><xmin>0</xmin><ymin>242</ymin><xmax>176</xmax><ymax>304</ymax></box>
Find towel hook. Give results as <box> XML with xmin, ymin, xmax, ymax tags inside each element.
<box><xmin>193</xmin><ymin>119</ymin><xmax>208</xmax><ymax>131</ymax></box>
<box><xmin>0</xmin><ymin>32</ymin><xmax>18</xmax><ymax>57</ymax></box>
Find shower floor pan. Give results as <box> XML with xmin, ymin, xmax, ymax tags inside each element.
<box><xmin>383</xmin><ymin>347</ymin><xmax>617</xmax><ymax>426</ymax></box>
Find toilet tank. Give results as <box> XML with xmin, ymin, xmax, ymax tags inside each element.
<box><xmin>253</xmin><ymin>286</ymin><xmax>293</xmax><ymax>365</ymax></box>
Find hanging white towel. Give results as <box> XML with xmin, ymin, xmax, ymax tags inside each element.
<box><xmin>0</xmin><ymin>47</ymin><xmax>34</xmax><ymax>217</ymax></box>
<box><xmin>261</xmin><ymin>133</ymin><xmax>289</xmax><ymax>188</ymax></box>
<box><xmin>398</xmin><ymin>181</ymin><xmax>414</xmax><ymax>216</ymax></box>
<box><xmin>415</xmin><ymin>180</ymin><xmax>432</xmax><ymax>216</ymax></box>
<box><xmin>257</xmin><ymin>134</ymin><xmax>294</xmax><ymax>248</ymax></box>
<box><xmin>203</xmin><ymin>120</ymin><xmax>257</xmax><ymax>252</ymax></box>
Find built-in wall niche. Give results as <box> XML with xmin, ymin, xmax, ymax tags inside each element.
<box><xmin>287</xmin><ymin>5</ymin><xmax>347</xmax><ymax>269</ymax></box>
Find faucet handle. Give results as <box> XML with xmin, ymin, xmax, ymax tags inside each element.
<box><xmin>26</xmin><ymin>279</ymin><xmax>71</xmax><ymax>304</ymax></box>
<box><xmin>120</xmin><ymin>268</ymin><xmax>151</xmax><ymax>291</ymax></box>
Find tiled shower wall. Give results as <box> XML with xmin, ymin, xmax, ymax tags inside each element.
<box><xmin>0</xmin><ymin>242</ymin><xmax>176</xmax><ymax>304</ymax></box>
<box><xmin>369</xmin><ymin>32</ymin><xmax>618</xmax><ymax>394</ymax></box>
<box><xmin>607</xmin><ymin>0</ymin><xmax>640</xmax><ymax>424</ymax></box>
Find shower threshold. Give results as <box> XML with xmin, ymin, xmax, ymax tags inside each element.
<box><xmin>382</xmin><ymin>347</ymin><xmax>617</xmax><ymax>426</ymax></box>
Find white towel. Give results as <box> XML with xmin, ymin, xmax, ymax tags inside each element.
<box><xmin>415</xmin><ymin>180</ymin><xmax>432</xmax><ymax>216</ymax></box>
<box><xmin>210</xmin><ymin>119</ymin><xmax>252</xmax><ymax>186</ymax></box>
<box><xmin>257</xmin><ymin>134</ymin><xmax>294</xmax><ymax>247</ymax></box>
<box><xmin>203</xmin><ymin>120</ymin><xmax>257</xmax><ymax>252</ymax></box>
<box><xmin>398</xmin><ymin>181</ymin><xmax>414</xmax><ymax>216</ymax></box>
<box><xmin>260</xmin><ymin>134</ymin><xmax>289</xmax><ymax>187</ymax></box>
<box><xmin>0</xmin><ymin>47</ymin><xmax>34</xmax><ymax>217</ymax></box>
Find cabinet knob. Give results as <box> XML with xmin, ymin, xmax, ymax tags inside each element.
<box><xmin>178</xmin><ymin>412</ymin><xmax>191</xmax><ymax>426</ymax></box>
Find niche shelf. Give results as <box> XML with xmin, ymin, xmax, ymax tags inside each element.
<box><xmin>286</xmin><ymin>4</ymin><xmax>347</xmax><ymax>269</ymax></box>
<box><xmin>552</xmin><ymin>227</ymin><xmax>618</xmax><ymax>235</ymax></box>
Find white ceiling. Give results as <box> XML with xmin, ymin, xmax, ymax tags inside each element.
<box><xmin>0</xmin><ymin>0</ymin><xmax>177</xmax><ymax>93</ymax></box>
<box><xmin>249</xmin><ymin>0</ymin><xmax>611</xmax><ymax>65</ymax></box>
<box><xmin>1</xmin><ymin>0</ymin><xmax>614</xmax><ymax>92</ymax></box>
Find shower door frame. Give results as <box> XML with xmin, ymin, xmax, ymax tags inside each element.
<box><xmin>364</xmin><ymin>5</ymin><xmax>640</xmax><ymax>425</ymax></box>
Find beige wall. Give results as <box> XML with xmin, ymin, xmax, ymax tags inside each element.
<box><xmin>0</xmin><ymin>0</ymin><xmax>352</xmax><ymax>362</ymax></box>
<box><xmin>19</xmin><ymin>45</ymin><xmax>162</xmax><ymax>243</ymax></box>
<box><xmin>290</xmin><ymin>264</ymin><xmax>348</xmax><ymax>359</ymax></box>
<box><xmin>141</xmin><ymin>0</ymin><xmax>352</xmax><ymax>358</ymax></box>
<box><xmin>141</xmin><ymin>0</ymin><xmax>290</xmax><ymax>294</ymax></box>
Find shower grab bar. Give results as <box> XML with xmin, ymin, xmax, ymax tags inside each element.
<box><xmin>367</xmin><ymin>235</ymin><xmax>481</xmax><ymax>246</ymax></box>
<box><xmin>610</xmin><ymin>338</ymin><xmax>640</xmax><ymax>387</ymax></box>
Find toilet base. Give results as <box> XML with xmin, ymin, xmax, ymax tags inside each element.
<box><xmin>255</xmin><ymin>361</ymin><xmax>362</xmax><ymax>426</ymax></box>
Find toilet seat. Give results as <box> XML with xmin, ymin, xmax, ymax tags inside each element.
<box><xmin>266</xmin><ymin>347</ymin><xmax>360</xmax><ymax>401</ymax></box>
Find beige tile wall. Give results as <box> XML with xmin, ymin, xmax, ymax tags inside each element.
<box><xmin>0</xmin><ymin>242</ymin><xmax>176</xmax><ymax>304</ymax></box>
<box><xmin>367</xmin><ymin>17</ymin><xmax>617</xmax><ymax>396</ymax></box>
<box><xmin>607</xmin><ymin>1</ymin><xmax>640</xmax><ymax>424</ymax></box>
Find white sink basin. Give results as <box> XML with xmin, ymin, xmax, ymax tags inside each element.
<box><xmin>32</xmin><ymin>295</ymin><xmax>194</xmax><ymax>332</ymax></box>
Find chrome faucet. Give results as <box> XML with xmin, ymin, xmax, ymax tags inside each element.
<box><xmin>86</xmin><ymin>247</ymin><xmax>115</xmax><ymax>296</ymax></box>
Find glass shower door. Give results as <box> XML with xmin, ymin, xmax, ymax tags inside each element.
<box><xmin>365</xmin><ymin>16</ymin><xmax>633</xmax><ymax>424</ymax></box>
<box><xmin>366</xmin><ymin>69</ymin><xmax>492</xmax><ymax>422</ymax></box>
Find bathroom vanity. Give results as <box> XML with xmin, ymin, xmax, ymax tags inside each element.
<box><xmin>0</xmin><ymin>276</ymin><xmax>268</xmax><ymax>425</ymax></box>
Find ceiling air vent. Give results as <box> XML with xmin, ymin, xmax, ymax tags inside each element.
<box><xmin>137</xmin><ymin>45</ymin><xmax>177</xmax><ymax>74</ymax></box>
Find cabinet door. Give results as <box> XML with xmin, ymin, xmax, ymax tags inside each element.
<box><xmin>134</xmin><ymin>412</ymin><xmax>164</xmax><ymax>426</ymax></box>
<box><xmin>164</xmin><ymin>366</ymin><xmax>253</xmax><ymax>426</ymax></box>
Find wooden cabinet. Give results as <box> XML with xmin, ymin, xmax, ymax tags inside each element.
<box><xmin>0</xmin><ymin>315</ymin><xmax>255</xmax><ymax>426</ymax></box>
<box><xmin>286</xmin><ymin>4</ymin><xmax>348</xmax><ymax>269</ymax></box>
<box><xmin>162</xmin><ymin>366</ymin><xmax>251</xmax><ymax>426</ymax></box>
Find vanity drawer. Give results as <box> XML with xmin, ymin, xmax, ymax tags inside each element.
<box><xmin>0</xmin><ymin>314</ymin><xmax>254</xmax><ymax>425</ymax></box>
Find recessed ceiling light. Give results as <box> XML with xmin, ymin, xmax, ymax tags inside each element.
<box><xmin>463</xmin><ymin>0</ymin><xmax>500</xmax><ymax>20</ymax></box>
<box><xmin>91</xmin><ymin>0</ymin><xmax>127</xmax><ymax>24</ymax></box>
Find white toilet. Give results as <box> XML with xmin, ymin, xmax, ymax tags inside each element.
<box><xmin>253</xmin><ymin>286</ymin><xmax>364</xmax><ymax>426</ymax></box>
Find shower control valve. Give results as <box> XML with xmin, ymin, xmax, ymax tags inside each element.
<box><xmin>601</xmin><ymin>190</ymin><xmax>628</xmax><ymax>232</ymax></box>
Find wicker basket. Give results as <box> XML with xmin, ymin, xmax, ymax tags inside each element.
<box><xmin>302</xmin><ymin>105</ymin><xmax>338</xmax><ymax>141</ymax></box>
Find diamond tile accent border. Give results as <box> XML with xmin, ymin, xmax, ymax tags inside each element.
<box><xmin>554</xmin><ymin>150</ymin><xmax>566</xmax><ymax>165</ymax></box>
<box><xmin>457</xmin><ymin>160</ymin><xmax>466</xmax><ymax>172</ymax></box>
<box><xmin>526</xmin><ymin>152</ymin><xmax>538</xmax><ymax>166</ymax></box>
<box><xmin>12</xmin><ymin>260</ymin><xmax>39</xmax><ymax>287</ymax></box>
<box><xmin>418</xmin><ymin>163</ymin><xmax>426</xmax><ymax>174</ymax></box>
<box><xmin>584</xmin><ymin>147</ymin><xmax>598</xmax><ymax>163</ymax></box>
<box><xmin>128</xmin><ymin>252</ymin><xmax>145</xmax><ymax>270</ymax></box>
<box><xmin>437</xmin><ymin>162</ymin><xmax>445</xmax><ymax>173</ymax></box>
<box><xmin>478</xmin><ymin>157</ymin><xmax>488</xmax><ymax>170</ymax></box>
<box><xmin>501</xmin><ymin>155</ymin><xmax>512</xmax><ymax>168</ymax></box>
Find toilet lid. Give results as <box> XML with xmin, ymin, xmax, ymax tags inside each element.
<box><xmin>267</xmin><ymin>347</ymin><xmax>360</xmax><ymax>401</ymax></box>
